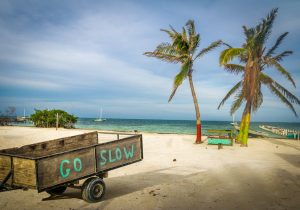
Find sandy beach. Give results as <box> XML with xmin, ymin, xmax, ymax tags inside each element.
<box><xmin>0</xmin><ymin>126</ymin><xmax>300</xmax><ymax>210</ymax></box>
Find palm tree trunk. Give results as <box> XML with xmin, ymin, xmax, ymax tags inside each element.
<box><xmin>237</xmin><ymin>114</ymin><xmax>246</xmax><ymax>143</ymax></box>
<box><xmin>188</xmin><ymin>73</ymin><xmax>202</xmax><ymax>143</ymax></box>
<box><xmin>241</xmin><ymin>101</ymin><xmax>251</xmax><ymax>146</ymax></box>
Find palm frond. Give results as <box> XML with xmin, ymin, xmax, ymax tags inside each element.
<box><xmin>272</xmin><ymin>50</ymin><xmax>293</xmax><ymax>62</ymax></box>
<box><xmin>182</xmin><ymin>27</ymin><xmax>187</xmax><ymax>42</ymax></box>
<box><xmin>189</xmin><ymin>34</ymin><xmax>200</xmax><ymax>55</ymax></box>
<box><xmin>252</xmin><ymin>86</ymin><xmax>263</xmax><ymax>112</ymax></box>
<box><xmin>144</xmin><ymin>51</ymin><xmax>183</xmax><ymax>63</ymax></box>
<box><xmin>217</xmin><ymin>81</ymin><xmax>242</xmax><ymax>109</ymax></box>
<box><xmin>242</xmin><ymin>25</ymin><xmax>249</xmax><ymax>38</ymax></box>
<box><xmin>230</xmin><ymin>91</ymin><xmax>244</xmax><ymax>115</ymax></box>
<box><xmin>194</xmin><ymin>40</ymin><xmax>222</xmax><ymax>60</ymax></box>
<box><xmin>254</xmin><ymin>8</ymin><xmax>278</xmax><ymax>46</ymax></box>
<box><xmin>168</xmin><ymin>86</ymin><xmax>179</xmax><ymax>103</ymax></box>
<box><xmin>169</xmin><ymin>25</ymin><xmax>178</xmax><ymax>34</ymax></box>
<box><xmin>155</xmin><ymin>42</ymin><xmax>176</xmax><ymax>55</ymax></box>
<box><xmin>259</xmin><ymin>72</ymin><xmax>273</xmax><ymax>84</ymax></box>
<box><xmin>160</xmin><ymin>29</ymin><xmax>176</xmax><ymax>39</ymax></box>
<box><xmin>219</xmin><ymin>48</ymin><xmax>245</xmax><ymax>65</ymax></box>
<box><xmin>265</xmin><ymin>58</ymin><xmax>296</xmax><ymax>87</ymax></box>
<box><xmin>260</xmin><ymin>73</ymin><xmax>300</xmax><ymax>105</ymax></box>
<box><xmin>273</xmin><ymin>81</ymin><xmax>300</xmax><ymax>105</ymax></box>
<box><xmin>265</xmin><ymin>32</ymin><xmax>288</xmax><ymax>57</ymax></box>
<box><xmin>221</xmin><ymin>41</ymin><xmax>233</xmax><ymax>49</ymax></box>
<box><xmin>243</xmin><ymin>25</ymin><xmax>255</xmax><ymax>41</ymax></box>
<box><xmin>223</xmin><ymin>64</ymin><xmax>245</xmax><ymax>74</ymax></box>
<box><xmin>186</xmin><ymin>20</ymin><xmax>195</xmax><ymax>38</ymax></box>
<box><xmin>168</xmin><ymin>60</ymin><xmax>191</xmax><ymax>102</ymax></box>
<box><xmin>266</xmin><ymin>82</ymin><xmax>298</xmax><ymax>117</ymax></box>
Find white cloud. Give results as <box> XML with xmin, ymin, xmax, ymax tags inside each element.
<box><xmin>0</xmin><ymin>0</ymin><xmax>299</xmax><ymax>121</ymax></box>
<box><xmin>0</xmin><ymin>76</ymin><xmax>62</xmax><ymax>90</ymax></box>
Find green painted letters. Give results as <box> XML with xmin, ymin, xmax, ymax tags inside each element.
<box><xmin>100</xmin><ymin>150</ymin><xmax>107</xmax><ymax>166</ymax></box>
<box><xmin>108</xmin><ymin>150</ymin><xmax>116</xmax><ymax>163</ymax></box>
<box><xmin>60</xmin><ymin>159</ymin><xmax>70</xmax><ymax>178</ymax></box>
<box><xmin>115</xmin><ymin>147</ymin><xmax>122</xmax><ymax>160</ymax></box>
<box><xmin>124</xmin><ymin>144</ymin><xmax>134</xmax><ymax>159</ymax></box>
<box><xmin>73</xmin><ymin>158</ymin><xmax>82</xmax><ymax>172</ymax></box>
<box><xmin>98</xmin><ymin>144</ymin><xmax>136</xmax><ymax>167</ymax></box>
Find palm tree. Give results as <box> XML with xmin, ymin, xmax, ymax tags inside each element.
<box><xmin>218</xmin><ymin>8</ymin><xmax>300</xmax><ymax>146</ymax></box>
<box><xmin>144</xmin><ymin>20</ymin><xmax>222</xmax><ymax>143</ymax></box>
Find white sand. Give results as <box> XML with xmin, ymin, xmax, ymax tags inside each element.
<box><xmin>0</xmin><ymin>126</ymin><xmax>299</xmax><ymax>210</ymax></box>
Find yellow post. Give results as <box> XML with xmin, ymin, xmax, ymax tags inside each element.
<box><xmin>237</xmin><ymin>115</ymin><xmax>246</xmax><ymax>143</ymax></box>
<box><xmin>241</xmin><ymin>113</ymin><xmax>251</xmax><ymax>146</ymax></box>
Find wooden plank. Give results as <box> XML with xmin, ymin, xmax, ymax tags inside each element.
<box><xmin>1</xmin><ymin>132</ymin><xmax>98</xmax><ymax>158</ymax></box>
<box><xmin>13</xmin><ymin>157</ymin><xmax>36</xmax><ymax>188</ymax></box>
<box><xmin>208</xmin><ymin>138</ymin><xmax>232</xmax><ymax>145</ymax></box>
<box><xmin>37</xmin><ymin>147</ymin><xmax>96</xmax><ymax>190</ymax></box>
<box><xmin>207</xmin><ymin>130</ymin><xmax>232</xmax><ymax>133</ymax></box>
<box><xmin>0</xmin><ymin>155</ymin><xmax>12</xmax><ymax>185</ymax></box>
<box><xmin>96</xmin><ymin>136</ymin><xmax>142</xmax><ymax>172</ymax></box>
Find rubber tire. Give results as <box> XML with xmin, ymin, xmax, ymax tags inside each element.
<box><xmin>81</xmin><ymin>177</ymin><xmax>97</xmax><ymax>202</ymax></box>
<box><xmin>46</xmin><ymin>185</ymin><xmax>67</xmax><ymax>195</ymax></box>
<box><xmin>81</xmin><ymin>177</ymin><xmax>105</xmax><ymax>203</ymax></box>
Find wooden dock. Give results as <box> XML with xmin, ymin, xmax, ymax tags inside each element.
<box><xmin>259</xmin><ymin>125</ymin><xmax>300</xmax><ymax>140</ymax></box>
<box><xmin>233</xmin><ymin>125</ymin><xmax>270</xmax><ymax>138</ymax></box>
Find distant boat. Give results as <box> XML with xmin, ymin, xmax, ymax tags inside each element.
<box><xmin>230</xmin><ymin>114</ymin><xmax>237</xmax><ymax>126</ymax></box>
<box><xmin>16</xmin><ymin>108</ymin><xmax>30</xmax><ymax>122</ymax></box>
<box><xmin>94</xmin><ymin>108</ymin><xmax>106</xmax><ymax>122</ymax></box>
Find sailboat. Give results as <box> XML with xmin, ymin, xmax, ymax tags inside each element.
<box><xmin>230</xmin><ymin>114</ymin><xmax>237</xmax><ymax>126</ymax></box>
<box><xmin>94</xmin><ymin>108</ymin><xmax>106</xmax><ymax>122</ymax></box>
<box><xmin>17</xmin><ymin>108</ymin><xmax>29</xmax><ymax>122</ymax></box>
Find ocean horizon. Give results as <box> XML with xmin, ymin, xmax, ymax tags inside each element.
<box><xmin>15</xmin><ymin>118</ymin><xmax>300</xmax><ymax>138</ymax></box>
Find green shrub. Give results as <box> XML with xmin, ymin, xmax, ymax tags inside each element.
<box><xmin>30</xmin><ymin>109</ymin><xmax>77</xmax><ymax>128</ymax></box>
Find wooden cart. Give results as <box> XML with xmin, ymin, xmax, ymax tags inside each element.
<box><xmin>0</xmin><ymin>131</ymin><xmax>143</xmax><ymax>202</ymax></box>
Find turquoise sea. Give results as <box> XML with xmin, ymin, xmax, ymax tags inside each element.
<box><xmin>17</xmin><ymin>118</ymin><xmax>300</xmax><ymax>138</ymax></box>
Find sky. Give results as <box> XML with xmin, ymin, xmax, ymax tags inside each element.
<box><xmin>0</xmin><ymin>0</ymin><xmax>299</xmax><ymax>122</ymax></box>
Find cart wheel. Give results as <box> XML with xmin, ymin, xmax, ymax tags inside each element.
<box><xmin>46</xmin><ymin>185</ymin><xmax>67</xmax><ymax>195</ymax></box>
<box><xmin>81</xmin><ymin>177</ymin><xmax>105</xmax><ymax>203</ymax></box>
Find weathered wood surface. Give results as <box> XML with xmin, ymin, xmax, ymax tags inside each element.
<box><xmin>96</xmin><ymin>136</ymin><xmax>142</xmax><ymax>172</ymax></box>
<box><xmin>13</xmin><ymin>157</ymin><xmax>36</xmax><ymax>187</ymax></box>
<box><xmin>37</xmin><ymin>147</ymin><xmax>96</xmax><ymax>190</ymax></box>
<box><xmin>1</xmin><ymin>133</ymin><xmax>142</xmax><ymax>190</ymax></box>
<box><xmin>0</xmin><ymin>155</ymin><xmax>12</xmax><ymax>185</ymax></box>
<box><xmin>0</xmin><ymin>132</ymin><xmax>98</xmax><ymax>158</ymax></box>
<box><xmin>207</xmin><ymin>130</ymin><xmax>232</xmax><ymax>133</ymax></box>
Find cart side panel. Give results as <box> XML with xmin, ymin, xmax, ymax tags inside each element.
<box><xmin>14</xmin><ymin>131</ymin><xmax>98</xmax><ymax>158</ymax></box>
<box><xmin>0</xmin><ymin>155</ymin><xmax>12</xmax><ymax>185</ymax></box>
<box><xmin>13</xmin><ymin>157</ymin><xmax>36</xmax><ymax>188</ymax></box>
<box><xmin>37</xmin><ymin>147</ymin><xmax>96</xmax><ymax>191</ymax></box>
<box><xmin>96</xmin><ymin>135</ymin><xmax>142</xmax><ymax>172</ymax></box>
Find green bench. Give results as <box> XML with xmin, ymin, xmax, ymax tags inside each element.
<box><xmin>207</xmin><ymin>129</ymin><xmax>233</xmax><ymax>146</ymax></box>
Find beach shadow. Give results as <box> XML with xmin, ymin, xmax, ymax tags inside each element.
<box><xmin>263</xmin><ymin>138</ymin><xmax>300</xmax><ymax>151</ymax></box>
<box><xmin>42</xmin><ymin>166</ymin><xmax>201</xmax><ymax>202</ymax></box>
<box><xmin>276</xmin><ymin>153</ymin><xmax>300</xmax><ymax>168</ymax></box>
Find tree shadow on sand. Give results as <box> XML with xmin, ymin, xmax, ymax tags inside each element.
<box><xmin>42</xmin><ymin>166</ymin><xmax>202</xmax><ymax>202</ymax></box>
<box><xmin>276</xmin><ymin>153</ymin><xmax>300</xmax><ymax>168</ymax></box>
<box><xmin>264</xmin><ymin>138</ymin><xmax>300</xmax><ymax>151</ymax></box>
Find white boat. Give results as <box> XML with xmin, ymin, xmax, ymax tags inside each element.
<box><xmin>94</xmin><ymin>108</ymin><xmax>106</xmax><ymax>122</ymax></box>
<box><xmin>16</xmin><ymin>108</ymin><xmax>30</xmax><ymax>122</ymax></box>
